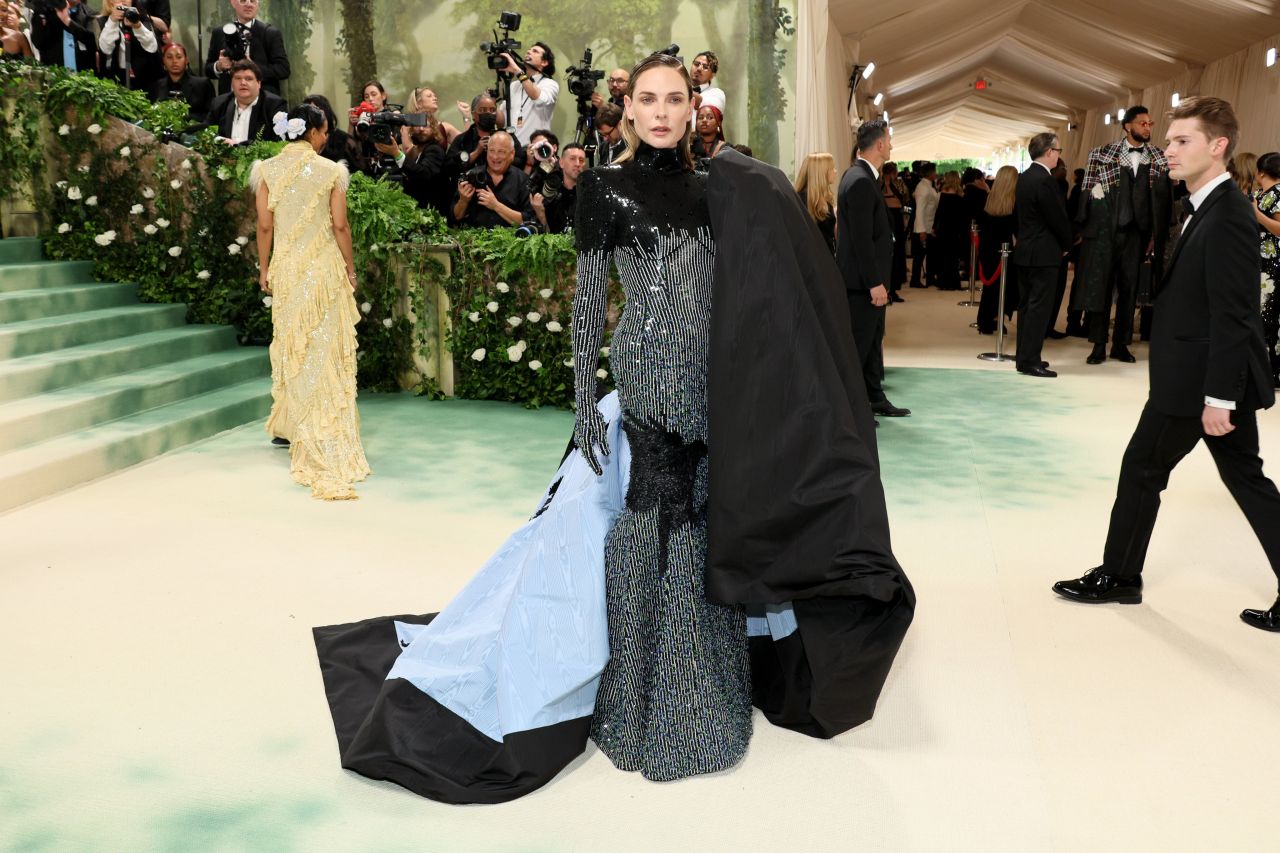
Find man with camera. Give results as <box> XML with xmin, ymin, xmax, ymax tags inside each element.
<box><xmin>528</xmin><ymin>142</ymin><xmax>585</xmax><ymax>235</ymax></box>
<box><xmin>205</xmin><ymin>0</ymin><xmax>289</xmax><ymax>96</ymax></box>
<box><xmin>373</xmin><ymin>122</ymin><xmax>451</xmax><ymax>216</ymax></box>
<box><xmin>30</xmin><ymin>0</ymin><xmax>96</xmax><ymax>74</ymax></box>
<box><xmin>452</xmin><ymin>131</ymin><xmax>529</xmax><ymax>229</ymax></box>
<box><xmin>523</xmin><ymin>129</ymin><xmax>558</xmax><ymax>188</ymax></box>
<box><xmin>590</xmin><ymin>68</ymin><xmax>628</xmax><ymax>112</ymax></box>
<box><xmin>204</xmin><ymin>59</ymin><xmax>285</xmax><ymax>145</ymax></box>
<box><xmin>96</xmin><ymin>0</ymin><xmax>160</xmax><ymax>89</ymax></box>
<box><xmin>500</xmin><ymin>41</ymin><xmax>558</xmax><ymax>147</ymax></box>
<box><xmin>445</xmin><ymin>93</ymin><xmax>527</xmax><ymax>180</ymax></box>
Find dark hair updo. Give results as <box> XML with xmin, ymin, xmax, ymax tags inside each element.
<box><xmin>282</xmin><ymin>103</ymin><xmax>327</xmax><ymax>141</ymax></box>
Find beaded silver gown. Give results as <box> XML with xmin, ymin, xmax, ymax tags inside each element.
<box><xmin>571</xmin><ymin>143</ymin><xmax>752</xmax><ymax>781</ymax></box>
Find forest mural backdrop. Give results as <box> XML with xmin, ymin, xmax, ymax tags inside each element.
<box><xmin>165</xmin><ymin>0</ymin><xmax>797</xmax><ymax>170</ymax></box>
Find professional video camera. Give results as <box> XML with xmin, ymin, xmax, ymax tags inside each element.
<box><xmin>221</xmin><ymin>21</ymin><xmax>252</xmax><ymax>61</ymax></box>
<box><xmin>480</xmin><ymin>11</ymin><xmax>523</xmax><ymax>72</ymax></box>
<box><xmin>354</xmin><ymin>104</ymin><xmax>428</xmax><ymax>146</ymax></box>
<box><xmin>566</xmin><ymin>48</ymin><xmax>604</xmax><ymax>103</ymax></box>
<box><xmin>115</xmin><ymin>4</ymin><xmax>143</xmax><ymax>23</ymax></box>
<box><xmin>655</xmin><ymin>43</ymin><xmax>681</xmax><ymax>58</ymax></box>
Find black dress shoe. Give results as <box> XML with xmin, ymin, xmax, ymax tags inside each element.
<box><xmin>1110</xmin><ymin>347</ymin><xmax>1137</xmax><ymax>363</ymax></box>
<box><xmin>1086</xmin><ymin>345</ymin><xmax>1107</xmax><ymax>365</ymax></box>
<box><xmin>889</xmin><ymin>293</ymin><xmax>905</xmax><ymax>303</ymax></box>
<box><xmin>1018</xmin><ymin>366</ymin><xmax>1057</xmax><ymax>378</ymax></box>
<box><xmin>271</xmin><ymin>437</ymin><xmax>291</xmax><ymax>447</ymax></box>
<box><xmin>1240</xmin><ymin>596</ymin><xmax>1280</xmax><ymax>632</ymax></box>
<box><xmin>1052</xmin><ymin>567</ymin><xmax>1143</xmax><ymax>604</ymax></box>
<box><xmin>1046</xmin><ymin>329</ymin><xmax>1068</xmax><ymax>339</ymax></box>
<box><xmin>871</xmin><ymin>400</ymin><xmax>912</xmax><ymax>417</ymax></box>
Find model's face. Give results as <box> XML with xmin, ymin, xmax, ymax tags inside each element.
<box><xmin>1125</xmin><ymin>114</ymin><xmax>1153</xmax><ymax>144</ymax></box>
<box><xmin>487</xmin><ymin>135</ymin><xmax>515</xmax><ymax>172</ymax></box>
<box><xmin>417</xmin><ymin>89</ymin><xmax>438</xmax><ymax>113</ymax></box>
<box><xmin>1165</xmin><ymin>117</ymin><xmax>1227</xmax><ymax>184</ymax></box>
<box><xmin>363</xmin><ymin>86</ymin><xmax>385</xmax><ymax>110</ymax></box>
<box><xmin>607</xmin><ymin>70</ymin><xmax>629</xmax><ymax>98</ymax></box>
<box><xmin>625</xmin><ymin>67</ymin><xmax>691</xmax><ymax>149</ymax></box>
<box><xmin>690</xmin><ymin>55</ymin><xmax>714</xmax><ymax>86</ymax></box>
<box><xmin>231</xmin><ymin>70</ymin><xmax>260</xmax><ymax>103</ymax></box>
<box><xmin>695</xmin><ymin>107</ymin><xmax>719</xmax><ymax>136</ymax></box>
<box><xmin>163</xmin><ymin>47</ymin><xmax>187</xmax><ymax>77</ymax></box>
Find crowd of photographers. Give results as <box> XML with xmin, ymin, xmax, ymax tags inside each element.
<box><xmin>6</xmin><ymin>2</ymin><xmax>737</xmax><ymax>237</ymax></box>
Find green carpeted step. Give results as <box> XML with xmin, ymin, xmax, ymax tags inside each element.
<box><xmin>0</xmin><ymin>282</ymin><xmax>139</xmax><ymax>324</ymax></box>
<box><xmin>0</xmin><ymin>261</ymin><xmax>95</xmax><ymax>293</ymax></box>
<box><xmin>0</xmin><ymin>237</ymin><xmax>43</xmax><ymax>264</ymax></box>
<box><xmin>0</xmin><ymin>303</ymin><xmax>187</xmax><ymax>359</ymax></box>
<box><xmin>0</xmin><ymin>348</ymin><xmax>269</xmax><ymax>451</ymax></box>
<box><xmin>0</xmin><ymin>325</ymin><xmax>240</xmax><ymax>403</ymax></box>
<box><xmin>0</xmin><ymin>377</ymin><xmax>272</xmax><ymax>513</ymax></box>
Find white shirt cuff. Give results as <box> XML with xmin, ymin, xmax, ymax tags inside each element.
<box><xmin>1205</xmin><ymin>396</ymin><xmax>1237</xmax><ymax>410</ymax></box>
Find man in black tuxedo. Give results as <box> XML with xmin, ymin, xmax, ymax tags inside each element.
<box><xmin>204</xmin><ymin>60</ymin><xmax>285</xmax><ymax>145</ymax></box>
<box><xmin>205</xmin><ymin>0</ymin><xmax>290</xmax><ymax>96</ymax></box>
<box><xmin>29</xmin><ymin>0</ymin><xmax>97</xmax><ymax>75</ymax></box>
<box><xmin>836</xmin><ymin>119</ymin><xmax>910</xmax><ymax>419</ymax></box>
<box><xmin>1012</xmin><ymin>133</ymin><xmax>1072</xmax><ymax>377</ymax></box>
<box><xmin>1053</xmin><ymin>97</ymin><xmax>1280</xmax><ymax>632</ymax></box>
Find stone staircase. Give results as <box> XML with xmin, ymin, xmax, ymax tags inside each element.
<box><xmin>0</xmin><ymin>237</ymin><xmax>272</xmax><ymax>512</ymax></box>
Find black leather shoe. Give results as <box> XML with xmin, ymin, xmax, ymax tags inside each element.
<box><xmin>1110</xmin><ymin>347</ymin><xmax>1137</xmax><ymax>363</ymax></box>
<box><xmin>1046</xmin><ymin>329</ymin><xmax>1068</xmax><ymax>339</ymax></box>
<box><xmin>1086</xmin><ymin>345</ymin><xmax>1107</xmax><ymax>365</ymax></box>
<box><xmin>1240</xmin><ymin>596</ymin><xmax>1280</xmax><ymax>632</ymax></box>
<box><xmin>1018</xmin><ymin>366</ymin><xmax>1057</xmax><ymax>378</ymax></box>
<box><xmin>271</xmin><ymin>437</ymin><xmax>291</xmax><ymax>447</ymax></box>
<box><xmin>1053</xmin><ymin>567</ymin><xmax>1143</xmax><ymax>604</ymax></box>
<box><xmin>872</xmin><ymin>400</ymin><xmax>911</xmax><ymax>417</ymax></box>
<box><xmin>889</xmin><ymin>293</ymin><xmax>905</xmax><ymax>303</ymax></box>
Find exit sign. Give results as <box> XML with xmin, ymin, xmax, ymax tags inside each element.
<box><xmin>975</xmin><ymin>78</ymin><xmax>991</xmax><ymax>90</ymax></box>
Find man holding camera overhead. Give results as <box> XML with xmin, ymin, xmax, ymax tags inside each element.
<box><xmin>205</xmin><ymin>0</ymin><xmax>289</xmax><ymax>96</ymax></box>
<box><xmin>500</xmin><ymin>41</ymin><xmax>558</xmax><ymax>146</ymax></box>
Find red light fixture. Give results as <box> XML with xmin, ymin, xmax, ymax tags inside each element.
<box><xmin>974</xmin><ymin>78</ymin><xmax>990</xmax><ymax>91</ymax></box>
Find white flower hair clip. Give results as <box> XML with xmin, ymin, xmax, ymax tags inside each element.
<box><xmin>272</xmin><ymin>111</ymin><xmax>308</xmax><ymax>141</ymax></box>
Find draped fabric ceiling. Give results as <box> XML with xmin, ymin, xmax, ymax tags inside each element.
<box><xmin>795</xmin><ymin>0</ymin><xmax>1280</xmax><ymax>168</ymax></box>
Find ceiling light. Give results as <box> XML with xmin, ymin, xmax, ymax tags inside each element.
<box><xmin>1171</xmin><ymin>92</ymin><xmax>1180</xmax><ymax>107</ymax></box>
<box><xmin>882</xmin><ymin>110</ymin><xmax>889</xmax><ymax>122</ymax></box>
<box><xmin>1267</xmin><ymin>47</ymin><xmax>1276</xmax><ymax>68</ymax></box>
<box><xmin>863</xmin><ymin>61</ymin><xmax>876</xmax><ymax>79</ymax></box>
<box><xmin>889</xmin><ymin>126</ymin><xmax>894</xmax><ymax>136</ymax></box>
<box><xmin>873</xmin><ymin>92</ymin><xmax>883</xmax><ymax>106</ymax></box>
<box><xmin>1116</xmin><ymin>109</ymin><xmax>1124</xmax><ymax>121</ymax></box>
<box><xmin>1105</xmin><ymin>114</ymin><xmax>1112</xmax><ymax>125</ymax></box>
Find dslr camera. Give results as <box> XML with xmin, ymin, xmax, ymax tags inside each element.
<box><xmin>566</xmin><ymin>48</ymin><xmax>604</xmax><ymax>100</ymax></box>
<box><xmin>461</xmin><ymin>164</ymin><xmax>492</xmax><ymax>191</ymax></box>
<box><xmin>355</xmin><ymin>105</ymin><xmax>428</xmax><ymax>146</ymax></box>
<box><xmin>480</xmin><ymin>11</ymin><xmax>523</xmax><ymax>72</ymax></box>
<box><xmin>115</xmin><ymin>4</ymin><xmax>144</xmax><ymax>23</ymax></box>
<box><xmin>221</xmin><ymin>21</ymin><xmax>252</xmax><ymax>61</ymax></box>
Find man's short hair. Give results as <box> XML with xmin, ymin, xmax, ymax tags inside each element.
<box><xmin>533</xmin><ymin>41</ymin><xmax>556</xmax><ymax>77</ymax></box>
<box><xmin>695</xmin><ymin>51</ymin><xmax>719</xmax><ymax>73</ymax></box>
<box><xmin>856</xmin><ymin>119</ymin><xmax>889</xmax><ymax>153</ymax></box>
<box><xmin>530</xmin><ymin>129</ymin><xmax>559</xmax><ymax>147</ymax></box>
<box><xmin>596</xmin><ymin>103</ymin><xmax>622</xmax><ymax>128</ymax></box>
<box><xmin>471</xmin><ymin>93</ymin><xmax>496</xmax><ymax>112</ymax></box>
<box><xmin>1028</xmin><ymin>132</ymin><xmax>1059</xmax><ymax>160</ymax></box>
<box><xmin>1169</xmin><ymin>96</ymin><xmax>1239</xmax><ymax>162</ymax></box>
<box><xmin>562</xmin><ymin>142</ymin><xmax>585</xmax><ymax>156</ymax></box>
<box><xmin>1122</xmin><ymin>105</ymin><xmax>1149</xmax><ymax>126</ymax></box>
<box><xmin>730</xmin><ymin>143</ymin><xmax>753</xmax><ymax>157</ymax></box>
<box><xmin>230</xmin><ymin>59</ymin><xmax>263</xmax><ymax>82</ymax></box>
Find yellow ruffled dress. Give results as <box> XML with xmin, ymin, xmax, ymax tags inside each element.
<box><xmin>250</xmin><ymin>143</ymin><xmax>371</xmax><ymax>500</ymax></box>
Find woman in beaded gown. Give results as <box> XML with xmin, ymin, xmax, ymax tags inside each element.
<box><xmin>252</xmin><ymin>105</ymin><xmax>370</xmax><ymax>500</ymax></box>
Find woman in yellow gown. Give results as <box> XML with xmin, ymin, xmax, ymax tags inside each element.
<box><xmin>251</xmin><ymin>105</ymin><xmax>371</xmax><ymax>500</ymax></box>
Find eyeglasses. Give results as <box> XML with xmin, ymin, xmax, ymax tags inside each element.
<box><xmin>1050</xmin><ymin>147</ymin><xmax>1064</xmax><ymax>153</ymax></box>
<box><xmin>607</xmin><ymin>77</ymin><xmax>627</xmax><ymax>84</ymax></box>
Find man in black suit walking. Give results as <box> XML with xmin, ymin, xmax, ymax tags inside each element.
<box><xmin>206</xmin><ymin>0</ymin><xmax>290</xmax><ymax>96</ymax></box>
<box><xmin>836</xmin><ymin>119</ymin><xmax>910</xmax><ymax>419</ymax></box>
<box><xmin>1012</xmin><ymin>133</ymin><xmax>1073</xmax><ymax>377</ymax></box>
<box><xmin>1053</xmin><ymin>97</ymin><xmax>1280</xmax><ymax>632</ymax></box>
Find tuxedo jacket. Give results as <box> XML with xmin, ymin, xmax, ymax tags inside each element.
<box><xmin>835</xmin><ymin>158</ymin><xmax>893</xmax><ymax>292</ymax></box>
<box><xmin>29</xmin><ymin>5</ymin><xmax>97</xmax><ymax>74</ymax></box>
<box><xmin>205</xmin><ymin>20</ymin><xmax>290</xmax><ymax>95</ymax></box>
<box><xmin>148</xmin><ymin>71</ymin><xmax>215</xmax><ymax>119</ymax></box>
<box><xmin>1012</xmin><ymin>163</ymin><xmax>1072</xmax><ymax>267</ymax></box>
<box><xmin>204</xmin><ymin>91</ymin><xmax>287</xmax><ymax>143</ymax></box>
<box><xmin>1148</xmin><ymin>179</ymin><xmax>1274</xmax><ymax>417</ymax></box>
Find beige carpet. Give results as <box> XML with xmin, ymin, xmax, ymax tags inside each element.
<box><xmin>2</xmin><ymin>287</ymin><xmax>1278</xmax><ymax>853</ymax></box>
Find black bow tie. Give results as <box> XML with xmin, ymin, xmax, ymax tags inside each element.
<box><xmin>1128</xmin><ymin>148</ymin><xmax>1144</xmax><ymax>153</ymax></box>
<box><xmin>1181</xmin><ymin>197</ymin><xmax>1195</xmax><ymax>216</ymax></box>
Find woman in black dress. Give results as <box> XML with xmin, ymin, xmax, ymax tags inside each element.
<box><xmin>975</xmin><ymin>165</ymin><xmax>1019</xmax><ymax>334</ymax></box>
<box><xmin>932</xmin><ymin>170</ymin><xmax>967</xmax><ymax>289</ymax></box>
<box><xmin>793</xmin><ymin>152</ymin><xmax>837</xmax><ymax>254</ymax></box>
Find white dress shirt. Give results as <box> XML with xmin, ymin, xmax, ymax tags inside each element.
<box><xmin>913</xmin><ymin>179</ymin><xmax>939</xmax><ymax>234</ymax></box>
<box><xmin>1180</xmin><ymin>170</ymin><xmax>1237</xmax><ymax>410</ymax></box>
<box><xmin>509</xmin><ymin>73</ymin><xmax>559</xmax><ymax>146</ymax></box>
<box><xmin>231</xmin><ymin>96</ymin><xmax>259</xmax><ymax>143</ymax></box>
<box><xmin>97</xmin><ymin>17</ymin><xmax>158</xmax><ymax>67</ymax></box>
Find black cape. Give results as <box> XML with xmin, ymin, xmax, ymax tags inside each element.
<box><xmin>705</xmin><ymin>150</ymin><xmax>915</xmax><ymax>738</ymax></box>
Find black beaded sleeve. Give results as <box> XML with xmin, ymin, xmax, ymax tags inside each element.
<box><xmin>571</xmin><ymin>169</ymin><xmax>615</xmax><ymax>474</ymax></box>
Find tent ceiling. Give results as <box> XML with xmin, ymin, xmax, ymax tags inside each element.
<box><xmin>829</xmin><ymin>0</ymin><xmax>1280</xmax><ymax>160</ymax></box>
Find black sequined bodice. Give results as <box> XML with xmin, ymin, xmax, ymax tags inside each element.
<box><xmin>572</xmin><ymin>143</ymin><xmax>715</xmax><ymax>441</ymax></box>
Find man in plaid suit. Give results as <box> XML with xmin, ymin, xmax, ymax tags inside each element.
<box><xmin>1072</xmin><ymin>106</ymin><xmax>1174</xmax><ymax>364</ymax></box>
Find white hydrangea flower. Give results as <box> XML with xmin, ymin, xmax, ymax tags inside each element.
<box><xmin>370</xmin><ymin>243</ymin><xmax>380</xmax><ymax>253</ymax></box>
<box><xmin>119</xmin><ymin>146</ymin><xmax>131</xmax><ymax>158</ymax></box>
<box><xmin>496</xmin><ymin>281</ymin><xmax>510</xmax><ymax>293</ymax></box>
<box><xmin>143</xmin><ymin>224</ymin><xmax>158</xmax><ymax>235</ymax></box>
<box><xmin>600</xmin><ymin>346</ymin><xmax>610</xmax><ymax>356</ymax></box>
<box><xmin>472</xmin><ymin>348</ymin><xmax>487</xmax><ymax>361</ymax></box>
<box><xmin>382</xmin><ymin>318</ymin><xmax>393</xmax><ymax>328</ymax></box>
<box><xmin>507</xmin><ymin>344</ymin><xmax>524</xmax><ymax>362</ymax></box>
<box><xmin>78</xmin><ymin>165</ymin><xmax>89</xmax><ymax>173</ymax></box>
<box><xmin>468</xmin><ymin>311</ymin><xmax>480</xmax><ymax>322</ymax></box>
<box><xmin>596</xmin><ymin>368</ymin><xmax>608</xmax><ymax>379</ymax></box>
<box><xmin>170</xmin><ymin>179</ymin><xmax>182</xmax><ymax>189</ymax></box>
<box><xmin>168</xmin><ymin>246</ymin><xmax>182</xmax><ymax>257</ymax></box>
<box><xmin>539</xmin><ymin>288</ymin><xmax>553</xmax><ymax>299</ymax></box>
<box><xmin>263</xmin><ymin>295</ymin><xmax>273</xmax><ymax>307</ymax></box>
<box><xmin>130</xmin><ymin>204</ymin><xmax>144</xmax><ymax>215</ymax></box>
<box><xmin>87</xmin><ymin>123</ymin><xmax>102</xmax><ymax>135</ymax></box>
<box><xmin>526</xmin><ymin>311</ymin><xmax>541</xmax><ymax>323</ymax></box>
<box><xmin>563</xmin><ymin>358</ymin><xmax>573</xmax><ymax>367</ymax></box>
<box><xmin>228</xmin><ymin>243</ymin><xmax>242</xmax><ymax>255</ymax></box>
<box><xmin>142</xmin><ymin>187</ymin><xmax>155</xmax><ymax>199</ymax></box>
<box><xmin>360</xmin><ymin>302</ymin><xmax>372</xmax><ymax>314</ymax></box>
<box><xmin>57</xmin><ymin>124</ymin><xmax>70</xmax><ymax>136</ymax></box>
<box><xmin>235</xmin><ymin>236</ymin><xmax>249</xmax><ymax>246</ymax></box>
<box><xmin>93</xmin><ymin>230</ymin><xmax>116</xmax><ymax>246</ymax></box>
<box><xmin>528</xmin><ymin>360</ymin><xmax>542</xmax><ymax>370</ymax></box>
<box><xmin>156</xmin><ymin>218</ymin><xmax>169</xmax><ymax>228</ymax></box>
<box><xmin>57</xmin><ymin>222</ymin><xmax>71</xmax><ymax>234</ymax></box>
<box><xmin>545</xmin><ymin>320</ymin><xmax>563</xmax><ymax>333</ymax></box>
<box><xmin>197</xmin><ymin>270</ymin><xmax>211</xmax><ymax>280</ymax></box>
<box><xmin>180</xmin><ymin>159</ymin><xmax>193</xmax><ymax>170</ymax></box>
<box><xmin>486</xmin><ymin>301</ymin><xmax>499</xmax><ymax>313</ymax></box>
<box><xmin>508</xmin><ymin>316</ymin><xmax>523</xmax><ymax>327</ymax></box>
<box><xmin>216</xmin><ymin>167</ymin><xmax>231</xmax><ymax>181</ymax></box>
<box><xmin>56</xmin><ymin>180</ymin><xmax>67</xmax><ymax>189</ymax></box>
<box><xmin>66</xmin><ymin>186</ymin><xmax>82</xmax><ymax>200</ymax></box>
<box><xmin>85</xmin><ymin>196</ymin><xmax>98</xmax><ymax>207</ymax></box>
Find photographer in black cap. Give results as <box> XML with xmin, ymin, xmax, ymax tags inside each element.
<box><xmin>206</xmin><ymin>0</ymin><xmax>290</xmax><ymax>96</ymax></box>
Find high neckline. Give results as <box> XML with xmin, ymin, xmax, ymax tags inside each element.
<box><xmin>633</xmin><ymin>142</ymin><xmax>684</xmax><ymax>173</ymax></box>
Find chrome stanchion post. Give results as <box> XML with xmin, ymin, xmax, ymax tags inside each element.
<box><xmin>978</xmin><ymin>242</ymin><xmax>1014</xmax><ymax>363</ymax></box>
<box><xmin>959</xmin><ymin>221</ymin><xmax>979</xmax><ymax>307</ymax></box>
